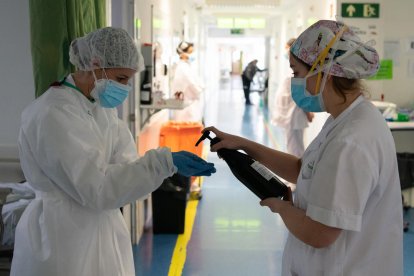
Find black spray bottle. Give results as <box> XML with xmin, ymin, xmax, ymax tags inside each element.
<box><xmin>195</xmin><ymin>131</ymin><xmax>288</xmax><ymax>200</ymax></box>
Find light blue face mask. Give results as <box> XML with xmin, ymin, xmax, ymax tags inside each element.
<box><xmin>91</xmin><ymin>70</ymin><xmax>132</xmax><ymax>108</ymax></box>
<box><xmin>291</xmin><ymin>76</ymin><xmax>325</xmax><ymax>112</ymax></box>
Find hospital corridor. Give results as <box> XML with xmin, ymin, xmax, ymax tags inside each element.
<box><xmin>133</xmin><ymin>76</ymin><xmax>414</xmax><ymax>275</ymax></box>
<box><xmin>1</xmin><ymin>0</ymin><xmax>414</xmax><ymax>276</ymax></box>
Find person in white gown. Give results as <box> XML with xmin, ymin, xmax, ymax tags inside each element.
<box><xmin>11</xmin><ymin>27</ymin><xmax>215</xmax><ymax>276</ymax></box>
<box><xmin>204</xmin><ymin>20</ymin><xmax>403</xmax><ymax>275</ymax></box>
<box><xmin>171</xmin><ymin>41</ymin><xmax>204</xmax><ymax>122</ymax></box>
<box><xmin>272</xmin><ymin>38</ymin><xmax>314</xmax><ymax>158</ymax></box>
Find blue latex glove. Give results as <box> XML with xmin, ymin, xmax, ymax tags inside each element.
<box><xmin>171</xmin><ymin>151</ymin><xmax>216</xmax><ymax>177</ymax></box>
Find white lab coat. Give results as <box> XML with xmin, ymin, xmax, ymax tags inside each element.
<box><xmin>271</xmin><ymin>77</ymin><xmax>308</xmax><ymax>157</ymax></box>
<box><xmin>282</xmin><ymin>96</ymin><xmax>403</xmax><ymax>275</ymax></box>
<box><xmin>11</xmin><ymin>75</ymin><xmax>176</xmax><ymax>276</ymax></box>
<box><xmin>171</xmin><ymin>60</ymin><xmax>203</xmax><ymax>122</ymax></box>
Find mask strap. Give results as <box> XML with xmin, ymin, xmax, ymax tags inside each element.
<box><xmin>308</xmin><ymin>25</ymin><xmax>348</xmax><ymax>94</ymax></box>
<box><xmin>92</xmin><ymin>70</ymin><xmax>98</xmax><ymax>82</ymax></box>
<box><xmin>334</xmin><ymin>39</ymin><xmax>376</xmax><ymax>63</ymax></box>
<box><xmin>92</xmin><ymin>69</ymin><xmax>109</xmax><ymax>83</ymax></box>
<box><xmin>102</xmin><ymin>68</ymin><xmax>109</xmax><ymax>79</ymax></box>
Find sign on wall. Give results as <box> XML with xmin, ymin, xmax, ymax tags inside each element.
<box><xmin>369</xmin><ymin>60</ymin><xmax>393</xmax><ymax>80</ymax></box>
<box><xmin>341</xmin><ymin>3</ymin><xmax>380</xmax><ymax>18</ymax></box>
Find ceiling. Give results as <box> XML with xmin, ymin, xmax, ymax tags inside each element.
<box><xmin>198</xmin><ymin>0</ymin><xmax>284</xmax><ymax>18</ymax></box>
<box><xmin>205</xmin><ymin>0</ymin><xmax>281</xmax><ymax>7</ymax></box>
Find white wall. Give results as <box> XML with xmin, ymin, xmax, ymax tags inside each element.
<box><xmin>337</xmin><ymin>0</ymin><xmax>414</xmax><ymax>108</ymax></box>
<box><xmin>382</xmin><ymin>0</ymin><xmax>414</xmax><ymax>108</ymax></box>
<box><xmin>0</xmin><ymin>0</ymin><xmax>34</xmax><ymax>158</ymax></box>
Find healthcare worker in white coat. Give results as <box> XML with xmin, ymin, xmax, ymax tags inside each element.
<box><xmin>272</xmin><ymin>38</ymin><xmax>314</xmax><ymax>158</ymax></box>
<box><xmin>11</xmin><ymin>27</ymin><xmax>216</xmax><ymax>276</ymax></box>
<box><xmin>204</xmin><ymin>20</ymin><xmax>403</xmax><ymax>275</ymax></box>
<box><xmin>171</xmin><ymin>41</ymin><xmax>204</xmax><ymax>122</ymax></box>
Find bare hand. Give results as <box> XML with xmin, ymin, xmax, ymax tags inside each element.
<box><xmin>202</xmin><ymin>126</ymin><xmax>246</xmax><ymax>152</ymax></box>
<box><xmin>260</xmin><ymin>187</ymin><xmax>293</xmax><ymax>213</ymax></box>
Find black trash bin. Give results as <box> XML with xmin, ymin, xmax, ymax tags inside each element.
<box><xmin>397</xmin><ymin>152</ymin><xmax>414</xmax><ymax>190</ymax></box>
<box><xmin>152</xmin><ymin>174</ymin><xmax>190</xmax><ymax>234</ymax></box>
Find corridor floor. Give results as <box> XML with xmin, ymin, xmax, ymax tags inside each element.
<box><xmin>133</xmin><ymin>77</ymin><xmax>414</xmax><ymax>276</ymax></box>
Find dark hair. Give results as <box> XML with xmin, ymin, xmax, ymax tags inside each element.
<box><xmin>331</xmin><ymin>77</ymin><xmax>365</xmax><ymax>103</ymax></box>
<box><xmin>286</xmin><ymin>38</ymin><xmax>296</xmax><ymax>47</ymax></box>
<box><xmin>176</xmin><ymin>41</ymin><xmax>194</xmax><ymax>54</ymax></box>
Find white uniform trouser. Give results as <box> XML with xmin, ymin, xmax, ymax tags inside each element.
<box><xmin>286</xmin><ymin>129</ymin><xmax>304</xmax><ymax>158</ymax></box>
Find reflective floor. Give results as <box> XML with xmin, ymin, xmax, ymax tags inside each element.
<box><xmin>133</xmin><ymin>76</ymin><xmax>414</xmax><ymax>276</ymax></box>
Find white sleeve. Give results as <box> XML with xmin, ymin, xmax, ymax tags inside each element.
<box><xmin>111</xmin><ymin>117</ymin><xmax>140</xmax><ymax>163</ymax></box>
<box><xmin>306</xmin><ymin>139</ymin><xmax>378</xmax><ymax>231</ymax></box>
<box><xmin>24</xmin><ymin>105</ymin><xmax>176</xmax><ymax>210</ymax></box>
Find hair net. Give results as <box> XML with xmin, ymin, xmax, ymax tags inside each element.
<box><xmin>176</xmin><ymin>41</ymin><xmax>194</xmax><ymax>54</ymax></box>
<box><xmin>69</xmin><ymin>27</ymin><xmax>145</xmax><ymax>72</ymax></box>
<box><xmin>290</xmin><ymin>20</ymin><xmax>379</xmax><ymax>79</ymax></box>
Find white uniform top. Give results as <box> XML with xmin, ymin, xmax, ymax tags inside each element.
<box><xmin>282</xmin><ymin>96</ymin><xmax>403</xmax><ymax>276</ymax></box>
<box><xmin>171</xmin><ymin>60</ymin><xmax>203</xmax><ymax>122</ymax></box>
<box><xmin>271</xmin><ymin>77</ymin><xmax>308</xmax><ymax>130</ymax></box>
<box><xmin>11</xmin><ymin>75</ymin><xmax>176</xmax><ymax>276</ymax></box>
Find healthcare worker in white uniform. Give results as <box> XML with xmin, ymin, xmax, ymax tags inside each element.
<box><xmin>272</xmin><ymin>38</ymin><xmax>314</xmax><ymax>158</ymax></box>
<box><xmin>11</xmin><ymin>27</ymin><xmax>216</xmax><ymax>276</ymax></box>
<box><xmin>204</xmin><ymin>20</ymin><xmax>403</xmax><ymax>275</ymax></box>
<box><xmin>171</xmin><ymin>41</ymin><xmax>204</xmax><ymax>122</ymax></box>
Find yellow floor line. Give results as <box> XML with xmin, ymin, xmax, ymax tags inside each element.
<box><xmin>168</xmin><ymin>146</ymin><xmax>208</xmax><ymax>276</ymax></box>
<box><xmin>167</xmin><ymin>120</ymin><xmax>276</xmax><ymax>275</ymax></box>
<box><xmin>167</xmin><ymin>191</ymin><xmax>200</xmax><ymax>276</ymax></box>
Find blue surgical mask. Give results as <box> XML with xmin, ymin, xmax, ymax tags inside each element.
<box><xmin>91</xmin><ymin>70</ymin><xmax>131</xmax><ymax>108</ymax></box>
<box><xmin>291</xmin><ymin>77</ymin><xmax>325</xmax><ymax>112</ymax></box>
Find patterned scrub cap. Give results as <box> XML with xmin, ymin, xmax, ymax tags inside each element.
<box><xmin>290</xmin><ymin>20</ymin><xmax>379</xmax><ymax>79</ymax></box>
<box><xmin>69</xmin><ymin>27</ymin><xmax>144</xmax><ymax>72</ymax></box>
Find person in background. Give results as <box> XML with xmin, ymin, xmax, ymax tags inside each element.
<box><xmin>171</xmin><ymin>41</ymin><xmax>204</xmax><ymax>122</ymax></box>
<box><xmin>241</xmin><ymin>59</ymin><xmax>267</xmax><ymax>105</ymax></box>
<box><xmin>171</xmin><ymin>41</ymin><xmax>205</xmax><ymax>198</ymax></box>
<box><xmin>204</xmin><ymin>20</ymin><xmax>403</xmax><ymax>275</ymax></box>
<box><xmin>11</xmin><ymin>27</ymin><xmax>216</xmax><ymax>276</ymax></box>
<box><xmin>271</xmin><ymin>38</ymin><xmax>314</xmax><ymax>190</ymax></box>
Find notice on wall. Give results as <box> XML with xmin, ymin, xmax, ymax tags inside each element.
<box><xmin>349</xmin><ymin>24</ymin><xmax>379</xmax><ymax>47</ymax></box>
<box><xmin>384</xmin><ymin>41</ymin><xmax>401</xmax><ymax>66</ymax></box>
<box><xmin>369</xmin><ymin>60</ymin><xmax>393</xmax><ymax>80</ymax></box>
<box><xmin>404</xmin><ymin>37</ymin><xmax>414</xmax><ymax>54</ymax></box>
<box><xmin>408</xmin><ymin>59</ymin><xmax>414</xmax><ymax>79</ymax></box>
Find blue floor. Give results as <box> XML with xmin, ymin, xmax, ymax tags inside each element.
<box><xmin>404</xmin><ymin>207</ymin><xmax>414</xmax><ymax>275</ymax></box>
<box><xmin>133</xmin><ymin>77</ymin><xmax>414</xmax><ymax>275</ymax></box>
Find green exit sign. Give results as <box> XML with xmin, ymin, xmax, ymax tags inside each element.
<box><xmin>230</xmin><ymin>28</ymin><xmax>244</xmax><ymax>35</ymax></box>
<box><xmin>341</xmin><ymin>3</ymin><xmax>380</xmax><ymax>18</ymax></box>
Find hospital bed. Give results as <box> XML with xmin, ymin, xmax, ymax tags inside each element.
<box><xmin>0</xmin><ymin>148</ymin><xmax>26</xmax><ymax>273</ymax></box>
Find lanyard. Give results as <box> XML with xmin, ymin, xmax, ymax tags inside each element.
<box><xmin>61</xmin><ymin>78</ymin><xmax>95</xmax><ymax>103</ymax></box>
<box><xmin>62</xmin><ymin>81</ymin><xmax>83</xmax><ymax>94</ymax></box>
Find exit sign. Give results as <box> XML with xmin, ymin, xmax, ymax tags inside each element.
<box><xmin>341</xmin><ymin>3</ymin><xmax>380</xmax><ymax>18</ymax></box>
<box><xmin>231</xmin><ymin>28</ymin><xmax>244</xmax><ymax>35</ymax></box>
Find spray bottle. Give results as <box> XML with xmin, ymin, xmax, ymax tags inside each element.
<box><xmin>195</xmin><ymin>131</ymin><xmax>288</xmax><ymax>200</ymax></box>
